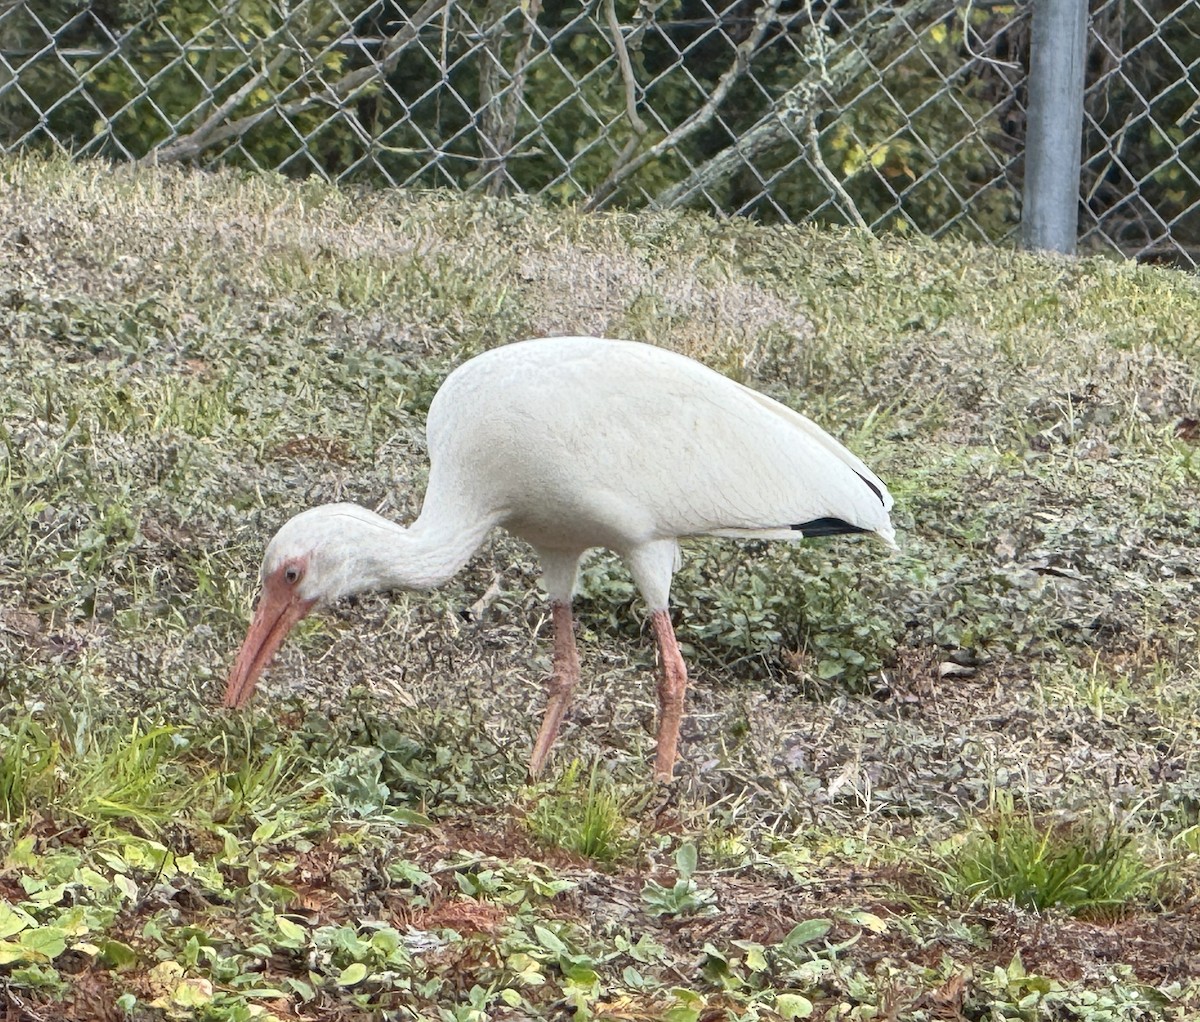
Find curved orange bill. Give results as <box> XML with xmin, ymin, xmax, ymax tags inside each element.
<box><xmin>224</xmin><ymin>574</ymin><xmax>317</xmax><ymax>709</ymax></box>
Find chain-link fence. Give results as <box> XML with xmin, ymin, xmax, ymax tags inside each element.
<box><xmin>0</xmin><ymin>1</ymin><xmax>1196</xmax><ymax>267</ymax></box>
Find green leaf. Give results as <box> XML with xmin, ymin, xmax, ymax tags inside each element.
<box><xmin>20</xmin><ymin>927</ymin><xmax>67</xmax><ymax>961</ymax></box>
<box><xmin>669</xmin><ymin>988</ymin><xmax>704</xmax><ymax>1006</ymax></box>
<box><xmin>782</xmin><ymin>918</ymin><xmax>833</xmax><ymax>948</ymax></box>
<box><xmin>251</xmin><ymin>818</ymin><xmax>278</xmax><ymax>844</ymax></box>
<box><xmin>99</xmin><ymin>940</ymin><xmax>138</xmax><ymax>970</ymax></box>
<box><xmin>776</xmin><ymin>992</ymin><xmax>815</xmax><ymax>1019</ymax></box>
<box><xmin>531</xmin><ymin>877</ymin><xmax>577</xmax><ymax>897</ymax></box>
<box><xmin>276</xmin><ymin>916</ymin><xmax>307</xmax><ymax>945</ymax></box>
<box><xmin>675</xmin><ymin>843</ymin><xmax>698</xmax><ymax>878</ymax></box>
<box><xmin>336</xmin><ymin>962</ymin><xmax>368</xmax><ymax>986</ymax></box>
<box><xmin>113</xmin><ymin>874</ymin><xmax>137</xmax><ymax>902</ymax></box>
<box><xmin>9</xmin><ymin>963</ymin><xmax>62</xmax><ymax>992</ymax></box>
<box><xmin>817</xmin><ymin>658</ymin><xmax>843</xmax><ymax>679</ymax></box>
<box><xmin>532</xmin><ymin>924</ymin><xmax>568</xmax><ymax>955</ymax></box>
<box><xmin>94</xmin><ymin>851</ymin><xmax>128</xmax><ymax>874</ymax></box>
<box><xmin>561</xmin><ymin>963</ymin><xmax>598</xmax><ymax>984</ymax></box>
<box><xmin>286</xmin><ymin>977</ymin><xmax>316</xmax><ymax>1001</ymax></box>
<box><xmin>29</xmin><ymin>884</ymin><xmax>67</xmax><ymax>906</ymax></box>
<box><xmin>0</xmin><ymin>903</ymin><xmax>32</xmax><ymax>940</ymax></box>
<box><xmin>49</xmin><ymin>906</ymin><xmax>89</xmax><ymax>938</ymax></box>
<box><xmin>743</xmin><ymin>944</ymin><xmax>768</xmax><ymax>972</ymax></box>
<box><xmin>6</xmin><ymin>836</ymin><xmax>36</xmax><ymax>869</ymax></box>
<box><xmin>385</xmin><ymin>807</ymin><xmax>432</xmax><ymax>827</ymax></box>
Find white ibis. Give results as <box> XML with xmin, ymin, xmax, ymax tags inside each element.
<box><xmin>224</xmin><ymin>336</ymin><xmax>895</xmax><ymax>780</ymax></box>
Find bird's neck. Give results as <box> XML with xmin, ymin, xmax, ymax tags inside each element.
<box><xmin>351</xmin><ymin>504</ymin><xmax>495</xmax><ymax>593</ymax></box>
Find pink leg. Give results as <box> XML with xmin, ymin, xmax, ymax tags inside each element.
<box><xmin>650</xmin><ymin>609</ymin><xmax>689</xmax><ymax>781</ymax></box>
<box><xmin>528</xmin><ymin>601</ymin><xmax>581</xmax><ymax>778</ymax></box>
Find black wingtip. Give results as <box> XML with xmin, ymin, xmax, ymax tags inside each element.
<box><xmin>855</xmin><ymin>471</ymin><xmax>885</xmax><ymax>506</ymax></box>
<box><xmin>791</xmin><ymin>517</ymin><xmax>870</xmax><ymax>538</ymax></box>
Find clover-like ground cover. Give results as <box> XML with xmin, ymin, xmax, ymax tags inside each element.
<box><xmin>2</xmin><ymin>155</ymin><xmax>1200</xmax><ymax>1019</ymax></box>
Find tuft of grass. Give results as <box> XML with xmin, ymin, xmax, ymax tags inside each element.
<box><xmin>0</xmin><ymin>713</ymin><xmax>193</xmax><ymax>835</ymax></box>
<box><xmin>941</xmin><ymin>795</ymin><xmax>1164</xmax><ymax>919</ymax></box>
<box><xmin>526</xmin><ymin>760</ymin><xmax>629</xmax><ymax>862</ymax></box>
<box><xmin>67</xmin><ymin>722</ymin><xmax>193</xmax><ymax>831</ymax></box>
<box><xmin>0</xmin><ymin>718</ymin><xmax>59</xmax><ymax>821</ymax></box>
<box><xmin>202</xmin><ymin>741</ymin><xmax>325</xmax><ymax>828</ymax></box>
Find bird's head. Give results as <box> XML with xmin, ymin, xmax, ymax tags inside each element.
<box><xmin>222</xmin><ymin>503</ymin><xmax>387</xmax><ymax>710</ymax></box>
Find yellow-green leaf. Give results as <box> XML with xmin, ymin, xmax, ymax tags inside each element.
<box><xmin>172</xmin><ymin>977</ymin><xmax>213</xmax><ymax>1006</ymax></box>
<box><xmin>99</xmin><ymin>939</ymin><xmax>138</xmax><ymax>970</ymax></box>
<box><xmin>19</xmin><ymin>926</ymin><xmax>66</xmax><ymax>961</ymax></box>
<box><xmin>113</xmin><ymin>874</ymin><xmax>138</xmax><ymax>902</ymax></box>
<box><xmin>337</xmin><ymin>962</ymin><xmax>368</xmax><ymax>986</ymax></box>
<box><xmin>849</xmin><ymin>910</ymin><xmax>888</xmax><ymax>934</ymax></box>
<box><xmin>29</xmin><ymin>884</ymin><xmax>67</xmax><ymax>906</ymax></box>
<box><xmin>776</xmin><ymin>993</ymin><xmax>814</xmax><ymax>1019</ymax></box>
<box><xmin>0</xmin><ymin>939</ymin><xmax>29</xmax><ymax>965</ymax></box>
<box><xmin>277</xmin><ymin>916</ymin><xmax>307</xmax><ymax>944</ymax></box>
<box><xmin>5</xmin><ymin>836</ymin><xmax>36</xmax><ymax>869</ymax></box>
<box><xmin>0</xmin><ymin>903</ymin><xmax>32</xmax><ymax>940</ymax></box>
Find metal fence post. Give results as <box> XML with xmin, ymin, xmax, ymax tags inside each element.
<box><xmin>1021</xmin><ymin>0</ymin><xmax>1088</xmax><ymax>255</ymax></box>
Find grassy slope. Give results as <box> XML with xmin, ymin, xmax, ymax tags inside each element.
<box><xmin>2</xmin><ymin>155</ymin><xmax>1200</xmax><ymax>1019</ymax></box>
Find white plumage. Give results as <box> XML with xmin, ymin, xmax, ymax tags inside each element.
<box><xmin>224</xmin><ymin>336</ymin><xmax>895</xmax><ymax>779</ymax></box>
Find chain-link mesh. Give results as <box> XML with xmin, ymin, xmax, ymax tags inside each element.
<box><xmin>1083</xmin><ymin>0</ymin><xmax>1199</xmax><ymax>265</ymax></box>
<box><xmin>0</xmin><ymin>1</ymin><xmax>1195</xmax><ymax>267</ymax></box>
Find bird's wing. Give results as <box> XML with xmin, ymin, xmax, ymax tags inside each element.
<box><xmin>423</xmin><ymin>337</ymin><xmax>895</xmax><ymax>550</ymax></box>
<box><xmin>638</xmin><ymin>367</ymin><xmax>895</xmax><ymax>545</ymax></box>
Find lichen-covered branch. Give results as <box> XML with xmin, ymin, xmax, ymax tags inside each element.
<box><xmin>479</xmin><ymin>0</ymin><xmax>544</xmax><ymax>195</ymax></box>
<box><xmin>653</xmin><ymin>0</ymin><xmax>947</xmax><ymax>210</ymax></box>
<box><xmin>144</xmin><ymin>0</ymin><xmax>452</xmax><ymax>166</ymax></box>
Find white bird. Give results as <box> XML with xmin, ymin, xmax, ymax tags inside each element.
<box><xmin>224</xmin><ymin>336</ymin><xmax>895</xmax><ymax>780</ymax></box>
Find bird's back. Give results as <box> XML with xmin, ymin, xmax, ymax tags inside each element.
<box><xmin>423</xmin><ymin>337</ymin><xmax>893</xmax><ymax>555</ymax></box>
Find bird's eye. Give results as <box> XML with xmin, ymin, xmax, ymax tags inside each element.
<box><xmin>284</xmin><ymin>565</ymin><xmax>301</xmax><ymax>585</ymax></box>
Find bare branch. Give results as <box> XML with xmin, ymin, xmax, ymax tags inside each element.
<box><xmin>584</xmin><ymin>0</ymin><xmax>785</xmax><ymax>211</ymax></box>
<box><xmin>154</xmin><ymin>5</ymin><xmax>339</xmax><ymax>164</ymax></box>
<box><xmin>606</xmin><ymin>0</ymin><xmax>647</xmax><ymax>137</ymax></box>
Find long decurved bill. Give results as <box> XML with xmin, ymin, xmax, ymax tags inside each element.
<box><xmin>223</xmin><ymin>575</ymin><xmax>316</xmax><ymax>709</ymax></box>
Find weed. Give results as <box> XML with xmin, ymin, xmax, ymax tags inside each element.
<box><xmin>202</xmin><ymin>742</ymin><xmax>323</xmax><ymax>827</ymax></box>
<box><xmin>941</xmin><ymin>794</ymin><xmax>1164</xmax><ymax>918</ymax></box>
<box><xmin>641</xmin><ymin>843</ymin><xmax>717</xmax><ymax>917</ymax></box>
<box><xmin>0</xmin><ymin>718</ymin><xmax>59</xmax><ymax>821</ymax></box>
<box><xmin>526</xmin><ymin>761</ymin><xmax>628</xmax><ymax>862</ymax></box>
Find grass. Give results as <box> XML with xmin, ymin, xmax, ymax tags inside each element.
<box><xmin>525</xmin><ymin>761</ymin><xmax>629</xmax><ymax>862</ymax></box>
<box><xmin>1</xmin><ymin>153</ymin><xmax>1200</xmax><ymax>1018</ymax></box>
<box><xmin>942</xmin><ymin>795</ymin><xmax>1164</xmax><ymax>918</ymax></box>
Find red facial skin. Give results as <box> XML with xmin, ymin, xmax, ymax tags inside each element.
<box><xmin>223</xmin><ymin>562</ymin><xmax>317</xmax><ymax>709</ymax></box>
